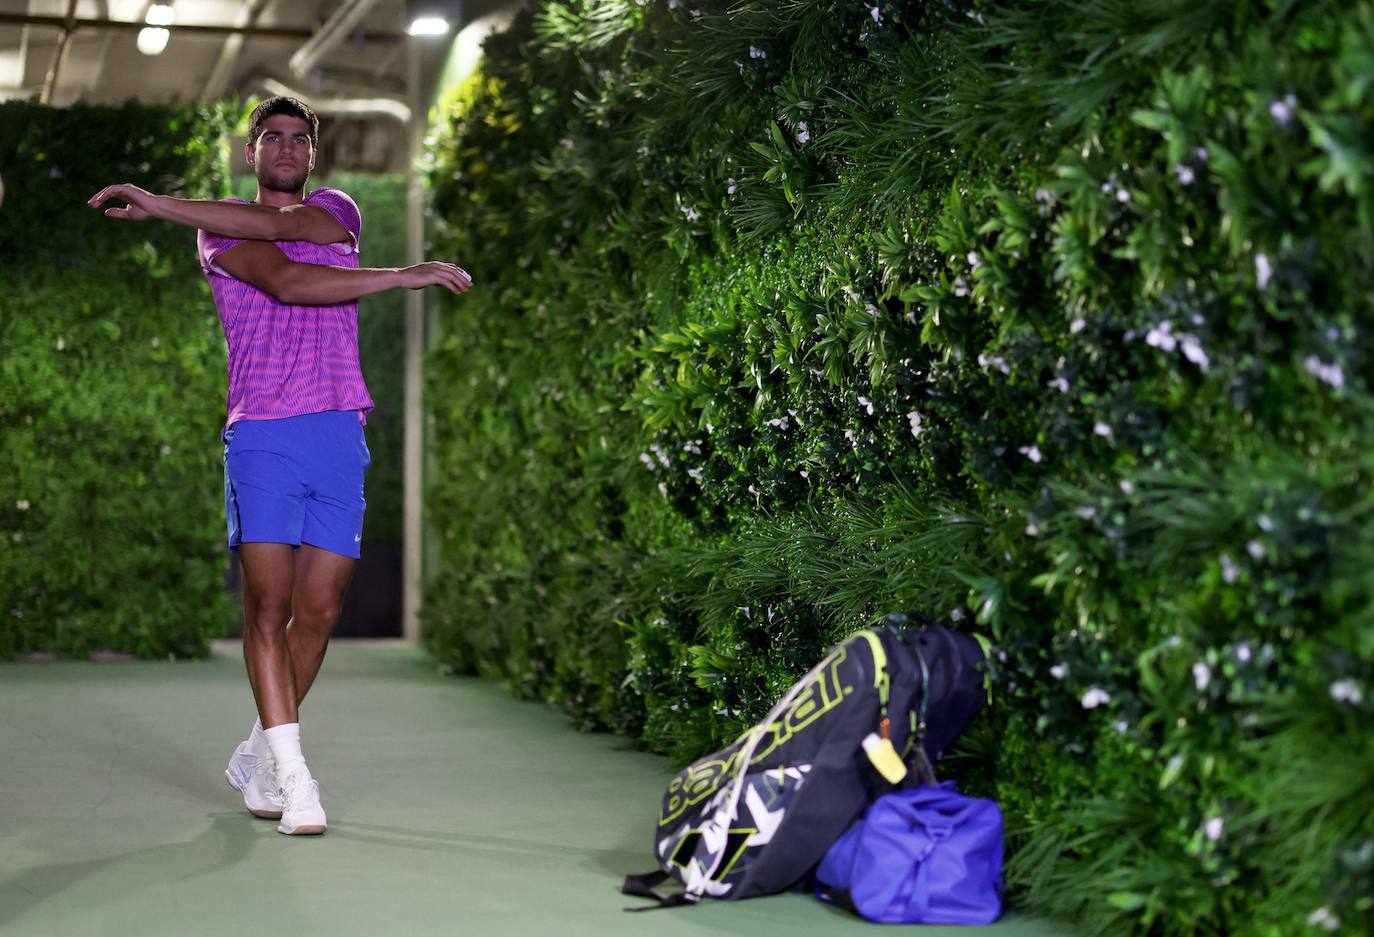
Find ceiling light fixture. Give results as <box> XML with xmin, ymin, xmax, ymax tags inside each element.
<box><xmin>406</xmin><ymin>1</ymin><xmax>457</xmax><ymax>37</ymax></box>
<box><xmin>137</xmin><ymin>3</ymin><xmax>175</xmax><ymax>56</ymax></box>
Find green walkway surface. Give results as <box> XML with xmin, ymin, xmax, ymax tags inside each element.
<box><xmin>0</xmin><ymin>643</ymin><xmax>1068</xmax><ymax>937</ymax></box>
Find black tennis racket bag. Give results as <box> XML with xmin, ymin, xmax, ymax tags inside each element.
<box><xmin>623</xmin><ymin>616</ymin><xmax>989</xmax><ymax>909</ymax></box>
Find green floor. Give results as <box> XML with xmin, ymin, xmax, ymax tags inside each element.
<box><xmin>0</xmin><ymin>642</ymin><xmax>1069</xmax><ymax>937</ymax></box>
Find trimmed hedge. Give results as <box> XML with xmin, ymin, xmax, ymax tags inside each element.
<box><xmin>423</xmin><ymin>2</ymin><xmax>1373</xmax><ymax>934</ymax></box>
<box><xmin>0</xmin><ymin>101</ymin><xmax>236</xmax><ymax>659</ymax></box>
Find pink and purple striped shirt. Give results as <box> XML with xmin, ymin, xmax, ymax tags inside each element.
<box><xmin>198</xmin><ymin>187</ymin><xmax>374</xmax><ymax>428</ymax></box>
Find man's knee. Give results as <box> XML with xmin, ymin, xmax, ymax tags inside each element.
<box><xmin>292</xmin><ymin>596</ymin><xmax>342</xmax><ymax>633</ymax></box>
<box><xmin>243</xmin><ymin>593</ymin><xmax>292</xmax><ymax>637</ymax></box>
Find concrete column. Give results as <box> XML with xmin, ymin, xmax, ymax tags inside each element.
<box><xmin>402</xmin><ymin>40</ymin><xmax>425</xmax><ymax>644</ymax></box>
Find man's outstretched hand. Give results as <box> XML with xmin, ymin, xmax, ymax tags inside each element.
<box><xmin>87</xmin><ymin>183</ymin><xmax>161</xmax><ymax>221</ymax></box>
<box><xmin>398</xmin><ymin>261</ymin><xmax>473</xmax><ymax>295</ymax></box>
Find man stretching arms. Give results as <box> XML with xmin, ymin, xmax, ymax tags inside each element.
<box><xmin>88</xmin><ymin>96</ymin><xmax>471</xmax><ymax>835</ymax></box>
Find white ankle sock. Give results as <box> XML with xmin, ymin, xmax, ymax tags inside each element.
<box><xmin>248</xmin><ymin>718</ymin><xmax>270</xmax><ymax>755</ymax></box>
<box><xmin>263</xmin><ymin>723</ymin><xmax>308</xmax><ymax>780</ymax></box>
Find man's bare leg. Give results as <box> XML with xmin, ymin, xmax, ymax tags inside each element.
<box><xmin>285</xmin><ymin>543</ymin><xmax>356</xmax><ymax>705</ymax></box>
<box><xmin>239</xmin><ymin>542</ymin><xmax>299</xmax><ymax>727</ymax></box>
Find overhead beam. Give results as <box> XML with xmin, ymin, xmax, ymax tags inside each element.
<box><xmin>288</xmin><ymin>0</ymin><xmax>386</xmax><ymax>77</ymax></box>
<box><xmin>38</xmin><ymin>0</ymin><xmax>79</xmax><ymax>105</ymax></box>
<box><xmin>202</xmin><ymin>0</ymin><xmax>271</xmax><ymax>102</ymax></box>
<box><xmin>0</xmin><ymin>13</ymin><xmax>404</xmax><ymax>43</ymax></box>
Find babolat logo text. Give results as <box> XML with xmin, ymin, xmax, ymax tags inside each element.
<box><xmin>659</xmin><ymin>645</ymin><xmax>852</xmax><ymax>826</ymax></box>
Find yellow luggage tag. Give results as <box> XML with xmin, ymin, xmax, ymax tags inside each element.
<box><xmin>862</xmin><ymin>732</ymin><xmax>908</xmax><ymax>784</ymax></box>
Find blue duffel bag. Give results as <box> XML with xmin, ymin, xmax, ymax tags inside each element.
<box><xmin>816</xmin><ymin>780</ymin><xmax>1004</xmax><ymax>925</ymax></box>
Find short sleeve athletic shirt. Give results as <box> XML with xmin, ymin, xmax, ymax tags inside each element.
<box><xmin>197</xmin><ymin>187</ymin><xmax>375</xmax><ymax>427</ymax></box>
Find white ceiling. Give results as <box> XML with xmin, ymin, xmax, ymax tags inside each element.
<box><xmin>0</xmin><ymin>0</ymin><xmax>415</xmax><ymax>107</ymax></box>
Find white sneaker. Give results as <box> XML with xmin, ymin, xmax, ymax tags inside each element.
<box><xmin>277</xmin><ymin>768</ymin><xmax>327</xmax><ymax>835</ymax></box>
<box><xmin>225</xmin><ymin>741</ymin><xmax>285</xmax><ymax>819</ymax></box>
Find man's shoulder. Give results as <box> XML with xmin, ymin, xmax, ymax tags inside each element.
<box><xmin>306</xmin><ymin>187</ymin><xmax>358</xmax><ymax>209</ymax></box>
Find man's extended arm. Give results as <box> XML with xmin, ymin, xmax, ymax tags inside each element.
<box><xmin>214</xmin><ymin>241</ymin><xmax>471</xmax><ymax>305</ymax></box>
<box><xmin>88</xmin><ymin>183</ymin><xmax>348</xmax><ymax>244</ymax></box>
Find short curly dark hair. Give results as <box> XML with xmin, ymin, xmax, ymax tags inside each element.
<box><xmin>247</xmin><ymin>96</ymin><xmax>319</xmax><ymax>148</ymax></box>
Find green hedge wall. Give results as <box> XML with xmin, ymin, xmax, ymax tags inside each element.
<box><xmin>0</xmin><ymin>101</ymin><xmax>236</xmax><ymax>659</ymax></box>
<box><xmin>423</xmin><ymin>2</ymin><xmax>1373</xmax><ymax>934</ymax></box>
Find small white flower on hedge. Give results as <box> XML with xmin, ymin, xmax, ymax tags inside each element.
<box><xmin>1247</xmin><ymin>539</ymin><xmax>1267</xmax><ymax>560</ymax></box>
<box><xmin>1120</xmin><ymin>480</ymin><xmax>1135</xmax><ymax>495</ymax></box>
<box><xmin>1018</xmin><ymin>445</ymin><xmax>1042</xmax><ymax>463</ymax></box>
<box><xmin>15</xmin><ymin>500</ymin><xmax>29</xmax><ymax>511</ymax></box>
<box><xmin>767</xmin><ymin>416</ymin><xmax>789</xmax><ymax>430</ymax></box>
<box><xmin>1220</xmin><ymin>553</ymin><xmax>1240</xmax><ymax>584</ymax></box>
<box><xmin>1307</xmin><ymin>907</ymin><xmax>1341</xmax><ymax>932</ymax></box>
<box><xmin>977</xmin><ymin>353</ymin><xmax>1010</xmax><ymax>375</ymax></box>
<box><xmin>869</xmin><ymin>5</ymin><xmax>881</xmax><ymax>22</ymax></box>
<box><xmin>727</xmin><ymin>177</ymin><xmax>737</xmax><ymax>195</ymax></box>
<box><xmin>1255</xmin><ymin>253</ymin><xmax>1273</xmax><ymax>289</ymax></box>
<box><xmin>749</xmin><ymin>46</ymin><xmax>766</xmax><ymax>59</ymax></box>
<box><xmin>1070</xmin><ymin>317</ymin><xmax>1086</xmax><ymax>334</ymax></box>
<box><xmin>799</xmin><ymin>469</ymin><xmax>809</xmax><ymax>478</ymax></box>
<box><xmin>639</xmin><ymin>453</ymin><xmax>656</xmax><ymax>470</ymax></box>
<box><xmin>1179</xmin><ymin>334</ymin><xmax>1210</xmax><ymax>370</ymax></box>
<box><xmin>1236</xmin><ymin>642</ymin><xmax>1252</xmax><ymax>662</ymax></box>
<box><xmin>1081</xmin><ymin>687</ymin><xmax>1111</xmax><ymax>709</ymax></box>
<box><xmin>953</xmin><ymin>276</ymin><xmax>969</xmax><ymax>297</ymax></box>
<box><xmin>858</xmin><ymin>396</ymin><xmax>874</xmax><ymax>415</ymax></box>
<box><xmin>1330</xmin><ymin>678</ymin><xmax>1363</xmax><ymax>705</ymax></box>
<box><xmin>687</xmin><ymin>467</ymin><xmax>703</xmax><ymax>481</ymax></box>
<box><xmin>1204</xmin><ymin>816</ymin><xmax>1225</xmax><ymax>841</ymax></box>
<box><xmin>1035</xmin><ymin>187</ymin><xmax>1055</xmax><ymax>205</ymax></box>
<box><xmin>966</xmin><ymin>251</ymin><xmax>981</xmax><ymax>268</ymax></box>
<box><xmin>1116</xmin><ymin>188</ymin><xmax>1131</xmax><ymax>203</ymax></box>
<box><xmin>682</xmin><ymin>204</ymin><xmax>700</xmax><ymax>222</ymax></box>
<box><xmin>1257</xmin><ymin>514</ymin><xmax>1275</xmax><ymax>533</ymax></box>
<box><xmin>1146</xmin><ymin>320</ymin><xmax>1178</xmax><ymax>352</ymax></box>
<box><xmin>906</xmin><ymin>411</ymin><xmax>924</xmax><ymax>437</ymax></box>
<box><xmin>1076</xmin><ymin>505</ymin><xmax>1097</xmax><ymax>520</ymax></box>
<box><xmin>1193</xmin><ymin>662</ymin><xmax>1212</xmax><ymax>692</ymax></box>
<box><xmin>1174</xmin><ymin>164</ymin><xmax>1196</xmax><ymax>186</ymax></box>
<box><xmin>1093</xmin><ymin>422</ymin><xmax>1113</xmax><ymax>438</ymax></box>
<box><xmin>1050</xmin><ymin>663</ymin><xmax>1068</xmax><ymax>679</ymax></box>
<box><xmin>10</xmin><ymin>532</ymin><xmax>21</xmax><ymax>543</ymax></box>
<box><xmin>1268</xmin><ymin>93</ymin><xmax>1297</xmax><ymax>126</ymax></box>
<box><xmin>55</xmin><ymin>338</ymin><xmax>66</xmax><ymax>351</ymax></box>
<box><xmin>1049</xmin><ymin>377</ymin><xmax>1070</xmax><ymax>393</ymax></box>
<box><xmin>950</xmin><ymin>608</ymin><xmax>965</xmax><ymax>622</ymax></box>
<box><xmin>159</xmin><ymin>445</ymin><xmax>172</xmax><ymax>456</ymax></box>
<box><xmin>690</xmin><ymin>7</ymin><xmax>702</xmax><ymax>18</ymax></box>
<box><xmin>668</xmin><ymin>0</ymin><xmax>679</xmax><ymax>8</ymax></box>
<box><xmin>651</xmin><ymin>444</ymin><xmax>670</xmax><ymax>467</ymax></box>
<box><xmin>796</xmin><ymin>122</ymin><xmax>810</xmax><ymax>144</ymax></box>
<box><xmin>1303</xmin><ymin>355</ymin><xmax>1345</xmax><ymax>388</ymax></box>
<box><xmin>1114</xmin><ymin>719</ymin><xmax>1130</xmax><ymax>734</ymax></box>
<box><xmin>844</xmin><ymin>428</ymin><xmax>858</xmax><ymax>448</ymax></box>
<box><xmin>1194</xmin><ymin>146</ymin><xmax>1209</xmax><ymax>163</ymax></box>
<box><xmin>658</xmin><ymin>482</ymin><xmax>668</xmax><ymax>497</ymax></box>
<box><xmin>150</xmin><ymin>336</ymin><xmax>161</xmax><ymax>348</ymax></box>
<box><xmin>1025</xmin><ymin>522</ymin><xmax>1040</xmax><ymax>537</ymax></box>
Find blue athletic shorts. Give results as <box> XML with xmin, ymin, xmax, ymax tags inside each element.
<box><xmin>222</xmin><ymin>410</ymin><xmax>371</xmax><ymax>559</ymax></box>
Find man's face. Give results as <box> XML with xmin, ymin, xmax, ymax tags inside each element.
<box><xmin>247</xmin><ymin>114</ymin><xmax>316</xmax><ymax>194</ymax></box>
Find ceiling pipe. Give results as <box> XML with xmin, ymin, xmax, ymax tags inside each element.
<box><xmin>287</xmin><ymin>0</ymin><xmax>386</xmax><ymax>78</ymax></box>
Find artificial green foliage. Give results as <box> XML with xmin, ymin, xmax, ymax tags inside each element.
<box><xmin>423</xmin><ymin>1</ymin><xmax>1373</xmax><ymax>933</ymax></box>
<box><xmin>0</xmin><ymin>101</ymin><xmax>236</xmax><ymax>659</ymax></box>
<box><xmin>229</xmin><ymin>172</ymin><xmax>407</xmax><ymax>543</ymax></box>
